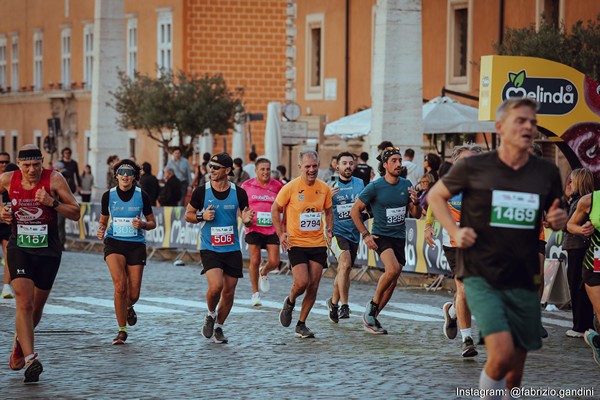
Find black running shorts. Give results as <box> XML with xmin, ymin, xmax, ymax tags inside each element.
<box><xmin>330</xmin><ymin>235</ymin><xmax>359</xmax><ymax>267</ymax></box>
<box><xmin>442</xmin><ymin>246</ymin><xmax>458</xmax><ymax>274</ymax></box>
<box><xmin>200</xmin><ymin>250</ymin><xmax>244</xmax><ymax>278</ymax></box>
<box><xmin>7</xmin><ymin>247</ymin><xmax>62</xmax><ymax>291</ymax></box>
<box><xmin>374</xmin><ymin>235</ymin><xmax>406</xmax><ymax>266</ymax></box>
<box><xmin>0</xmin><ymin>223</ymin><xmax>11</xmax><ymax>242</ymax></box>
<box><xmin>104</xmin><ymin>237</ymin><xmax>147</xmax><ymax>266</ymax></box>
<box><xmin>245</xmin><ymin>232</ymin><xmax>280</xmax><ymax>249</ymax></box>
<box><xmin>583</xmin><ymin>267</ymin><xmax>600</xmax><ymax>287</ymax></box>
<box><xmin>288</xmin><ymin>246</ymin><xmax>328</xmax><ymax>269</ymax></box>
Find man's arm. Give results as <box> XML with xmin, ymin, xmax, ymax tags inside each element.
<box><xmin>351</xmin><ymin>198</ymin><xmax>377</xmax><ymax>250</ymax></box>
<box><xmin>48</xmin><ymin>172</ymin><xmax>81</xmax><ymax>221</ymax></box>
<box><xmin>324</xmin><ymin>206</ymin><xmax>333</xmax><ymax>245</ymax></box>
<box><xmin>428</xmin><ymin>180</ymin><xmax>475</xmax><ymax>248</ymax></box>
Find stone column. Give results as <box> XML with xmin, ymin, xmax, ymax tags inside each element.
<box><xmin>89</xmin><ymin>0</ymin><xmax>127</xmax><ymax>200</ymax></box>
<box><xmin>369</xmin><ymin>0</ymin><xmax>424</xmax><ymax>172</ymax></box>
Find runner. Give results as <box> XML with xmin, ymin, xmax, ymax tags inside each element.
<box><xmin>241</xmin><ymin>158</ymin><xmax>283</xmax><ymax>306</ymax></box>
<box><xmin>0</xmin><ymin>144</ymin><xmax>80</xmax><ymax>383</ymax></box>
<box><xmin>97</xmin><ymin>159</ymin><xmax>156</xmax><ymax>345</ymax></box>
<box><xmin>272</xmin><ymin>150</ymin><xmax>333</xmax><ymax>338</ymax></box>
<box><xmin>0</xmin><ymin>153</ymin><xmax>15</xmax><ymax>298</ymax></box>
<box><xmin>427</xmin><ymin>98</ymin><xmax>567</xmax><ymax>392</ymax></box>
<box><xmin>185</xmin><ymin>153</ymin><xmax>254</xmax><ymax>344</ymax></box>
<box><xmin>424</xmin><ymin>144</ymin><xmax>482</xmax><ymax>356</ymax></box>
<box><xmin>351</xmin><ymin>146</ymin><xmax>421</xmax><ymax>334</ymax></box>
<box><xmin>326</xmin><ymin>152</ymin><xmax>365</xmax><ymax>323</ymax></box>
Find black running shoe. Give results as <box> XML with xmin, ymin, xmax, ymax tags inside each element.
<box><xmin>213</xmin><ymin>327</ymin><xmax>228</xmax><ymax>344</ymax></box>
<box><xmin>23</xmin><ymin>355</ymin><xmax>43</xmax><ymax>383</ymax></box>
<box><xmin>112</xmin><ymin>331</ymin><xmax>128</xmax><ymax>345</ymax></box>
<box><xmin>279</xmin><ymin>297</ymin><xmax>294</xmax><ymax>327</ymax></box>
<box><xmin>461</xmin><ymin>337</ymin><xmax>478</xmax><ymax>358</ymax></box>
<box><xmin>326</xmin><ymin>297</ymin><xmax>339</xmax><ymax>323</ymax></box>
<box><xmin>203</xmin><ymin>315</ymin><xmax>215</xmax><ymax>338</ymax></box>
<box><xmin>295</xmin><ymin>324</ymin><xmax>315</xmax><ymax>339</ymax></box>
<box><xmin>127</xmin><ymin>306</ymin><xmax>137</xmax><ymax>326</ymax></box>
<box><xmin>339</xmin><ymin>304</ymin><xmax>350</xmax><ymax>319</ymax></box>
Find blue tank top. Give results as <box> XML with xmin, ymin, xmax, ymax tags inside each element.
<box><xmin>332</xmin><ymin>176</ymin><xmax>364</xmax><ymax>242</ymax></box>
<box><xmin>106</xmin><ymin>187</ymin><xmax>146</xmax><ymax>243</ymax></box>
<box><xmin>200</xmin><ymin>182</ymin><xmax>241</xmax><ymax>252</ymax></box>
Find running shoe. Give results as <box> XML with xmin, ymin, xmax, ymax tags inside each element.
<box><xmin>127</xmin><ymin>306</ymin><xmax>137</xmax><ymax>326</ymax></box>
<box><xmin>258</xmin><ymin>267</ymin><xmax>270</xmax><ymax>293</ymax></box>
<box><xmin>202</xmin><ymin>315</ymin><xmax>215</xmax><ymax>338</ymax></box>
<box><xmin>295</xmin><ymin>324</ymin><xmax>315</xmax><ymax>339</ymax></box>
<box><xmin>1</xmin><ymin>284</ymin><xmax>14</xmax><ymax>299</ymax></box>
<box><xmin>442</xmin><ymin>302</ymin><xmax>458</xmax><ymax>340</ymax></box>
<box><xmin>9</xmin><ymin>335</ymin><xmax>25</xmax><ymax>370</ymax></box>
<box><xmin>565</xmin><ymin>329</ymin><xmax>585</xmax><ymax>338</ymax></box>
<box><xmin>583</xmin><ymin>330</ymin><xmax>600</xmax><ymax>367</ymax></box>
<box><xmin>212</xmin><ymin>327</ymin><xmax>228</xmax><ymax>344</ymax></box>
<box><xmin>339</xmin><ymin>304</ymin><xmax>350</xmax><ymax>319</ymax></box>
<box><xmin>279</xmin><ymin>297</ymin><xmax>294</xmax><ymax>327</ymax></box>
<box><xmin>112</xmin><ymin>331</ymin><xmax>128</xmax><ymax>345</ymax></box>
<box><xmin>461</xmin><ymin>337</ymin><xmax>478</xmax><ymax>358</ymax></box>
<box><xmin>540</xmin><ymin>325</ymin><xmax>549</xmax><ymax>339</ymax></box>
<box><xmin>251</xmin><ymin>292</ymin><xmax>262</xmax><ymax>307</ymax></box>
<box><xmin>326</xmin><ymin>297</ymin><xmax>339</xmax><ymax>323</ymax></box>
<box><xmin>23</xmin><ymin>354</ymin><xmax>43</xmax><ymax>383</ymax></box>
<box><xmin>363</xmin><ymin>300</ymin><xmax>387</xmax><ymax>334</ymax></box>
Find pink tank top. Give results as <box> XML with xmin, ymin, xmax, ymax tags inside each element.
<box><xmin>241</xmin><ymin>178</ymin><xmax>283</xmax><ymax>235</ymax></box>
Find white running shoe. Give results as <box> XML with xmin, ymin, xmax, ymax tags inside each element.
<box><xmin>251</xmin><ymin>292</ymin><xmax>262</xmax><ymax>306</ymax></box>
<box><xmin>1</xmin><ymin>284</ymin><xmax>15</xmax><ymax>299</ymax></box>
<box><xmin>258</xmin><ymin>267</ymin><xmax>270</xmax><ymax>293</ymax></box>
<box><xmin>566</xmin><ymin>329</ymin><xmax>585</xmax><ymax>338</ymax></box>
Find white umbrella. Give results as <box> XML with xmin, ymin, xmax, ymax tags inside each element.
<box><xmin>324</xmin><ymin>97</ymin><xmax>495</xmax><ymax>138</ymax></box>
<box><xmin>264</xmin><ymin>102</ymin><xmax>282</xmax><ymax>166</ymax></box>
<box><xmin>231</xmin><ymin>120</ymin><xmax>245</xmax><ymax>161</ymax></box>
<box><xmin>198</xmin><ymin>129</ymin><xmax>213</xmax><ymax>157</ymax></box>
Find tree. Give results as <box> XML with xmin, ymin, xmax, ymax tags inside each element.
<box><xmin>494</xmin><ymin>16</ymin><xmax>600</xmax><ymax>82</ymax></box>
<box><xmin>109</xmin><ymin>69</ymin><xmax>242</xmax><ymax>163</ymax></box>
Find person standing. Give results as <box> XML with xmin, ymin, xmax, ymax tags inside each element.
<box><xmin>0</xmin><ymin>152</ymin><xmax>14</xmax><ymax>299</ymax></box>
<box><xmin>427</xmin><ymin>98</ymin><xmax>567</xmax><ymax>393</ymax></box>
<box><xmin>243</xmin><ymin>151</ymin><xmax>258</xmax><ymax>179</ymax></box>
<box><xmin>351</xmin><ymin>146</ymin><xmax>421</xmax><ymax>334</ymax></box>
<box><xmin>1</xmin><ymin>144</ymin><xmax>80</xmax><ymax>383</ymax></box>
<box><xmin>166</xmin><ymin>148</ymin><xmax>192</xmax><ymax>206</ymax></box>
<box><xmin>106</xmin><ymin>155</ymin><xmax>120</xmax><ymax>189</ymax></box>
<box><xmin>139</xmin><ymin>162</ymin><xmax>160</xmax><ymax>206</ymax></box>
<box><xmin>352</xmin><ymin>152</ymin><xmax>374</xmax><ymax>187</ymax></box>
<box><xmin>273</xmin><ymin>150</ymin><xmax>333</xmax><ymax>338</ymax></box>
<box><xmin>185</xmin><ymin>153</ymin><xmax>254</xmax><ymax>344</ymax></box>
<box><xmin>97</xmin><ymin>160</ymin><xmax>156</xmax><ymax>345</ymax></box>
<box><xmin>241</xmin><ymin>158</ymin><xmax>283</xmax><ymax>306</ymax></box>
<box><xmin>326</xmin><ymin>152</ymin><xmax>364</xmax><ymax>322</ymax></box>
<box><xmin>79</xmin><ymin>165</ymin><xmax>94</xmax><ymax>203</ymax></box>
<box><xmin>231</xmin><ymin>158</ymin><xmax>250</xmax><ymax>186</ymax></box>
<box><xmin>158</xmin><ymin>168</ymin><xmax>182</xmax><ymax>206</ymax></box>
<box><xmin>402</xmin><ymin>148</ymin><xmax>420</xmax><ymax>186</ymax></box>
<box><xmin>60</xmin><ymin>147</ymin><xmax>80</xmax><ymax>195</ymax></box>
<box><xmin>276</xmin><ymin>165</ymin><xmax>289</xmax><ymax>184</ymax></box>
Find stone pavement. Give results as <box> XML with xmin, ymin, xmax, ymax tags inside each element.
<box><xmin>0</xmin><ymin>251</ymin><xmax>597</xmax><ymax>399</ymax></box>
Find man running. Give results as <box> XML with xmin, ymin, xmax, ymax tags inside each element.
<box><xmin>351</xmin><ymin>146</ymin><xmax>421</xmax><ymax>334</ymax></box>
<box><xmin>241</xmin><ymin>158</ymin><xmax>283</xmax><ymax>306</ymax></box>
<box><xmin>326</xmin><ymin>152</ymin><xmax>365</xmax><ymax>322</ymax></box>
<box><xmin>272</xmin><ymin>150</ymin><xmax>333</xmax><ymax>338</ymax></box>
<box><xmin>0</xmin><ymin>152</ymin><xmax>15</xmax><ymax>299</ymax></box>
<box><xmin>427</xmin><ymin>98</ymin><xmax>567</xmax><ymax>394</ymax></box>
<box><xmin>424</xmin><ymin>144</ymin><xmax>482</xmax><ymax>357</ymax></box>
<box><xmin>185</xmin><ymin>153</ymin><xmax>254</xmax><ymax>344</ymax></box>
<box><xmin>1</xmin><ymin>144</ymin><xmax>80</xmax><ymax>383</ymax></box>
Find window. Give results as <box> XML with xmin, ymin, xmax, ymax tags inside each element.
<box><xmin>84</xmin><ymin>130</ymin><xmax>91</xmax><ymax>163</ymax></box>
<box><xmin>305</xmin><ymin>13</ymin><xmax>324</xmax><ymax>100</ymax></box>
<box><xmin>536</xmin><ymin>0</ymin><xmax>562</xmax><ymax>30</ymax></box>
<box><xmin>0</xmin><ymin>36</ymin><xmax>6</xmax><ymax>90</ymax></box>
<box><xmin>127</xmin><ymin>18</ymin><xmax>138</xmax><ymax>78</ymax></box>
<box><xmin>61</xmin><ymin>28</ymin><xmax>71</xmax><ymax>89</ymax></box>
<box><xmin>33</xmin><ymin>31</ymin><xmax>43</xmax><ymax>91</ymax></box>
<box><xmin>34</xmin><ymin>130</ymin><xmax>42</xmax><ymax>149</ymax></box>
<box><xmin>83</xmin><ymin>24</ymin><xmax>94</xmax><ymax>88</ymax></box>
<box><xmin>446</xmin><ymin>0</ymin><xmax>472</xmax><ymax>89</ymax></box>
<box><xmin>11</xmin><ymin>130</ymin><xmax>18</xmax><ymax>160</ymax></box>
<box><xmin>0</xmin><ymin>131</ymin><xmax>4</xmax><ymax>152</ymax></box>
<box><xmin>11</xmin><ymin>35</ymin><xmax>18</xmax><ymax>90</ymax></box>
<box><xmin>157</xmin><ymin>11</ymin><xmax>172</xmax><ymax>74</ymax></box>
<box><xmin>128</xmin><ymin>131</ymin><xmax>136</xmax><ymax>159</ymax></box>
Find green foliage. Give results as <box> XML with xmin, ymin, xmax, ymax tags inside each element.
<box><xmin>109</xmin><ymin>68</ymin><xmax>243</xmax><ymax>160</ymax></box>
<box><xmin>494</xmin><ymin>17</ymin><xmax>600</xmax><ymax>82</ymax></box>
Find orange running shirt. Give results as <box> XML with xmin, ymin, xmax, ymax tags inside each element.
<box><xmin>275</xmin><ymin>177</ymin><xmax>332</xmax><ymax>248</ymax></box>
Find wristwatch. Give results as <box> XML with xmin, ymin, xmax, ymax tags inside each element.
<box><xmin>52</xmin><ymin>199</ymin><xmax>60</xmax><ymax>209</ymax></box>
<box><xmin>196</xmin><ymin>210</ymin><xmax>204</xmax><ymax>222</ymax></box>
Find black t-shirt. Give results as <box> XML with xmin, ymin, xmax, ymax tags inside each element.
<box><xmin>189</xmin><ymin>183</ymin><xmax>249</xmax><ymax>212</ymax></box>
<box><xmin>61</xmin><ymin>159</ymin><xmax>80</xmax><ymax>192</ymax></box>
<box><xmin>442</xmin><ymin>151</ymin><xmax>563</xmax><ymax>290</ymax></box>
<box><xmin>101</xmin><ymin>186</ymin><xmax>154</xmax><ymax>216</ymax></box>
<box><xmin>353</xmin><ymin>163</ymin><xmax>372</xmax><ymax>187</ymax></box>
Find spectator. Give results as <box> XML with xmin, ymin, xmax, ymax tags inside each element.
<box><xmin>417</xmin><ymin>173</ymin><xmax>436</xmax><ymax>213</ymax></box>
<box><xmin>106</xmin><ymin>155</ymin><xmax>120</xmax><ymax>189</ymax></box>
<box><xmin>140</xmin><ymin>162</ymin><xmax>160</xmax><ymax>206</ymax></box>
<box><xmin>166</xmin><ymin>148</ymin><xmax>192</xmax><ymax>206</ymax></box>
<box><xmin>271</xmin><ymin>169</ymin><xmax>281</xmax><ymax>180</ymax></box>
<box><xmin>79</xmin><ymin>165</ymin><xmax>94</xmax><ymax>203</ymax></box>
<box><xmin>158</xmin><ymin>167</ymin><xmax>182</xmax><ymax>206</ymax></box>
<box><xmin>231</xmin><ymin>157</ymin><xmax>250</xmax><ymax>186</ymax></box>
<box><xmin>201</xmin><ymin>152</ymin><xmax>211</xmax><ymax>176</ymax></box>
<box><xmin>319</xmin><ymin>156</ymin><xmax>337</xmax><ymax>182</ymax></box>
<box><xmin>402</xmin><ymin>148</ymin><xmax>420</xmax><ymax>186</ymax></box>
<box><xmin>243</xmin><ymin>151</ymin><xmax>258</xmax><ymax>179</ymax></box>
<box><xmin>191</xmin><ymin>164</ymin><xmax>204</xmax><ymax>189</ymax></box>
<box><xmin>60</xmin><ymin>147</ymin><xmax>80</xmax><ymax>194</ymax></box>
<box><xmin>353</xmin><ymin>152</ymin><xmax>374</xmax><ymax>187</ymax></box>
<box><xmin>276</xmin><ymin>165</ymin><xmax>289</xmax><ymax>184</ymax></box>
<box><xmin>53</xmin><ymin>161</ymin><xmax>69</xmax><ymax>249</ymax></box>
<box><xmin>377</xmin><ymin>141</ymin><xmax>393</xmax><ymax>152</ymax></box>
<box><xmin>424</xmin><ymin>153</ymin><xmax>442</xmax><ymax>182</ymax></box>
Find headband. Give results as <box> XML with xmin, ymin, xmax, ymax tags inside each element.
<box><xmin>18</xmin><ymin>149</ymin><xmax>43</xmax><ymax>161</ymax></box>
<box><xmin>117</xmin><ymin>164</ymin><xmax>135</xmax><ymax>171</ymax></box>
<box><xmin>377</xmin><ymin>147</ymin><xmax>401</xmax><ymax>163</ymax></box>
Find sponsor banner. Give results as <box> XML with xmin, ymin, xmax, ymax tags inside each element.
<box><xmin>66</xmin><ymin>205</ymin><xmax>565</xmax><ymax>276</ymax></box>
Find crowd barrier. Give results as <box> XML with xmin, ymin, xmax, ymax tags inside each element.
<box><xmin>66</xmin><ymin>204</ymin><xmax>567</xmax><ymax>277</ymax></box>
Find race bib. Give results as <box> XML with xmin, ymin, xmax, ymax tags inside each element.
<box><xmin>594</xmin><ymin>247</ymin><xmax>600</xmax><ymax>273</ymax></box>
<box><xmin>256</xmin><ymin>211</ymin><xmax>272</xmax><ymax>227</ymax></box>
<box><xmin>112</xmin><ymin>217</ymin><xmax>138</xmax><ymax>237</ymax></box>
<box><xmin>211</xmin><ymin>226</ymin><xmax>235</xmax><ymax>246</ymax></box>
<box><xmin>490</xmin><ymin>190</ymin><xmax>539</xmax><ymax>229</ymax></box>
<box><xmin>336</xmin><ymin>203</ymin><xmax>353</xmax><ymax>221</ymax></box>
<box><xmin>386</xmin><ymin>207</ymin><xmax>406</xmax><ymax>226</ymax></box>
<box><xmin>17</xmin><ymin>224</ymin><xmax>48</xmax><ymax>248</ymax></box>
<box><xmin>300</xmin><ymin>212</ymin><xmax>321</xmax><ymax>231</ymax></box>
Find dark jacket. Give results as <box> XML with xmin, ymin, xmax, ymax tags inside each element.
<box><xmin>140</xmin><ymin>173</ymin><xmax>160</xmax><ymax>206</ymax></box>
<box><xmin>158</xmin><ymin>175</ymin><xmax>182</xmax><ymax>206</ymax></box>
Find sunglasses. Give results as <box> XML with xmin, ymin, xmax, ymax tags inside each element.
<box><xmin>384</xmin><ymin>146</ymin><xmax>400</xmax><ymax>151</ymax></box>
<box><xmin>0</xmin><ymin>161</ymin><xmax>9</xmax><ymax>164</ymax></box>
<box><xmin>117</xmin><ymin>169</ymin><xmax>135</xmax><ymax>176</ymax></box>
<box><xmin>208</xmin><ymin>163</ymin><xmax>224</xmax><ymax>171</ymax></box>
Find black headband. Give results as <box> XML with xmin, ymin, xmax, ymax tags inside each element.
<box><xmin>18</xmin><ymin>149</ymin><xmax>43</xmax><ymax>161</ymax></box>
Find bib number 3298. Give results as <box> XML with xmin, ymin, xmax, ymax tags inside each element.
<box><xmin>490</xmin><ymin>190</ymin><xmax>539</xmax><ymax>230</ymax></box>
<box><xmin>211</xmin><ymin>226</ymin><xmax>234</xmax><ymax>246</ymax></box>
<box><xmin>17</xmin><ymin>224</ymin><xmax>49</xmax><ymax>248</ymax></box>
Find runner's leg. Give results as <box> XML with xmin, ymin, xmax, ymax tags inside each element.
<box><xmin>205</xmin><ymin>268</ymin><xmax>225</xmax><ymax>313</ymax></box>
<box><xmin>106</xmin><ymin>254</ymin><xmax>129</xmax><ymax>328</ymax></box>
<box><xmin>374</xmin><ymin>249</ymin><xmax>401</xmax><ymax>311</ymax></box>
<box><xmin>248</xmin><ymin>244</ymin><xmax>261</xmax><ymax>294</ymax></box>
<box><xmin>298</xmin><ymin>261</ymin><xmax>324</xmax><ymax>322</ymax></box>
<box><xmin>333</xmin><ymin>250</ymin><xmax>351</xmax><ymax>305</ymax></box>
<box><xmin>455</xmin><ymin>278</ymin><xmax>471</xmax><ymax>329</ymax></box>
<box><xmin>12</xmin><ymin>279</ymin><xmax>36</xmax><ymax>356</ymax></box>
<box><xmin>289</xmin><ymin>263</ymin><xmax>309</xmax><ymax>304</ymax></box>
<box><xmin>126</xmin><ymin>264</ymin><xmax>144</xmax><ymax>306</ymax></box>
<box><xmin>216</xmin><ymin>274</ymin><xmax>239</xmax><ymax>324</ymax></box>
